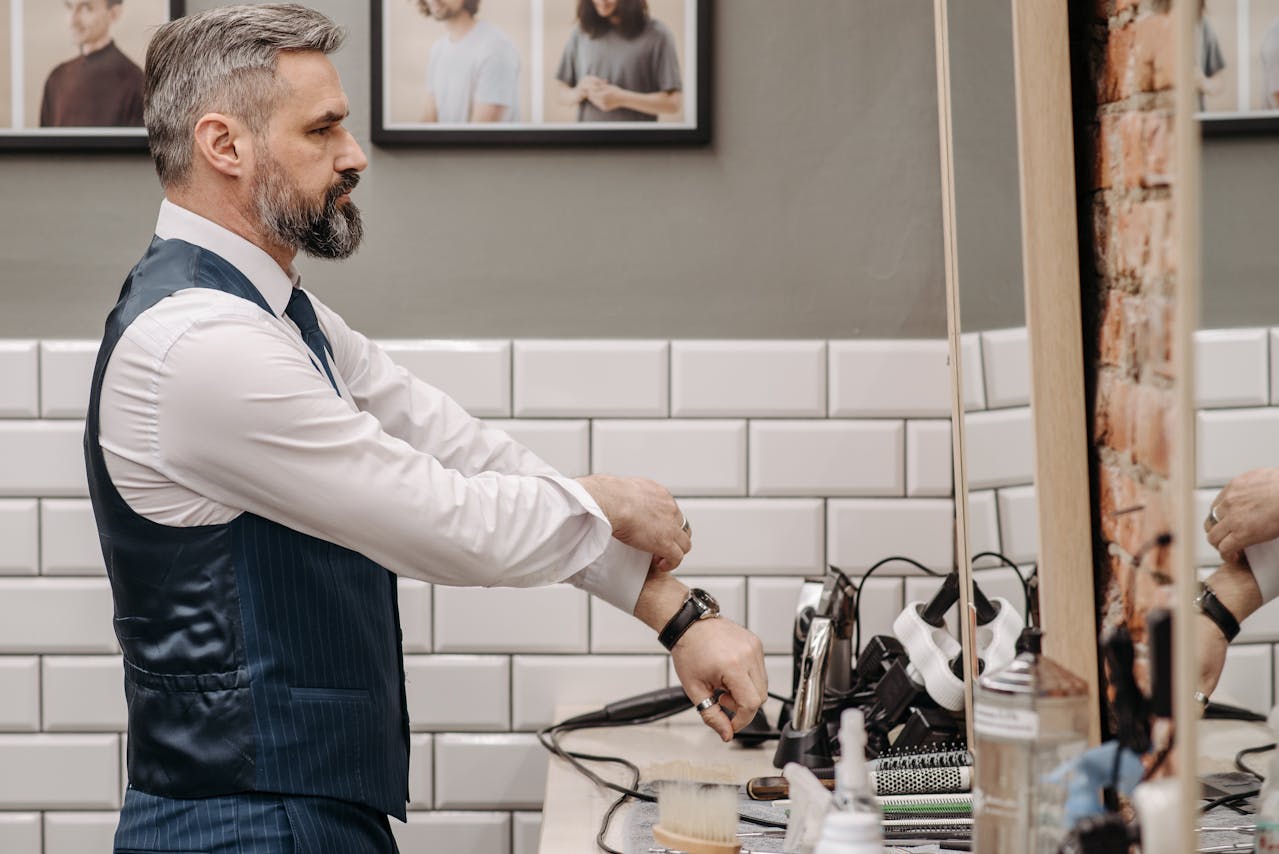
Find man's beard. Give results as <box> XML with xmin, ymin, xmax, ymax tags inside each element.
<box><xmin>254</xmin><ymin>156</ymin><xmax>364</xmax><ymax>260</ymax></box>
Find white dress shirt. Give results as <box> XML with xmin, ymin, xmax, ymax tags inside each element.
<box><xmin>97</xmin><ymin>199</ymin><xmax>650</xmax><ymax>614</ymax></box>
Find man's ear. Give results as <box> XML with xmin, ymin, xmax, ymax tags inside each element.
<box><xmin>108</xmin><ymin>4</ymin><xmax>124</xmax><ymax>26</ymax></box>
<box><xmin>192</xmin><ymin>113</ymin><xmax>252</xmax><ymax>179</ymax></box>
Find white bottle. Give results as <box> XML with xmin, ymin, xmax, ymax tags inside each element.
<box><xmin>1254</xmin><ymin>718</ymin><xmax>1279</xmax><ymax>853</ymax></box>
<box><xmin>814</xmin><ymin>708</ymin><xmax>883</xmax><ymax>854</ymax></box>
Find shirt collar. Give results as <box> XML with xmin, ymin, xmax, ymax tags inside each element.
<box><xmin>154</xmin><ymin>198</ymin><xmax>299</xmax><ymax>317</ymax></box>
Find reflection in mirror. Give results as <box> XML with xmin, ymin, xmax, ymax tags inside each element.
<box><xmin>1194</xmin><ymin>0</ymin><xmax>1279</xmax><ymax>841</ymax></box>
<box><xmin>946</xmin><ymin>0</ymin><xmax>1038</xmax><ymax>676</ymax></box>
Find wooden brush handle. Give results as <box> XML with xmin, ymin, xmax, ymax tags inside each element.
<box><xmin>652</xmin><ymin>824</ymin><xmax>741</xmax><ymax>853</ymax></box>
<box><xmin>745</xmin><ymin>774</ymin><xmax>835</xmax><ymax>801</ymax></box>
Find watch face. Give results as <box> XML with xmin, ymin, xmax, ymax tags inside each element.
<box><xmin>691</xmin><ymin>587</ymin><xmax>719</xmax><ymax>615</ymax></box>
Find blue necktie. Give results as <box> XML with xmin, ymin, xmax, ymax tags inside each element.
<box><xmin>285</xmin><ymin>288</ymin><xmax>340</xmax><ymax>394</ymax></box>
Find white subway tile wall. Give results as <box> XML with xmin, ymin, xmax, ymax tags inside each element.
<box><xmin>0</xmin><ymin>330</ymin><xmax>1065</xmax><ymax>852</ymax></box>
<box><xmin>1194</xmin><ymin>329</ymin><xmax>1269</xmax><ymax>410</ymax></box>
<box><xmin>670</xmin><ymin>340</ymin><xmax>827</xmax><ymax>417</ymax></box>
<box><xmin>0</xmin><ymin>341</ymin><xmax>39</xmax><ymax>418</ymax></box>
<box><xmin>0</xmin><ymin>499</ymin><xmax>39</xmax><ymax>575</ymax></box>
<box><xmin>40</xmin><ymin>499</ymin><xmax>104</xmax><ymax>576</ymax></box>
<box><xmin>38</xmin><ymin>342</ymin><xmax>97</xmax><ymax>419</ymax></box>
<box><xmin>377</xmin><ymin>340</ymin><xmax>512</xmax><ymax>418</ymax></box>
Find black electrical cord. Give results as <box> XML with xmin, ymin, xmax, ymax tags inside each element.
<box><xmin>1200</xmin><ymin>787</ymin><xmax>1261</xmax><ymax>814</ymax></box>
<box><xmin>1235</xmin><ymin>741</ymin><xmax>1276</xmax><ymax>781</ymax></box>
<box><xmin>847</xmin><ymin>557</ymin><xmax>944</xmax><ymax>656</ymax></box>
<box><xmin>969</xmin><ymin>550</ymin><xmax>1032</xmax><ymax>622</ymax></box>
<box><xmin>538</xmin><ymin>708</ymin><xmax>787</xmax><ymax>853</ymax></box>
<box><xmin>1195</xmin><ymin>742</ymin><xmax>1275</xmax><ymax>816</ymax></box>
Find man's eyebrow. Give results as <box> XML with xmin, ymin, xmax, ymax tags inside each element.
<box><xmin>310</xmin><ymin>109</ymin><xmax>349</xmax><ymax>125</ymax></box>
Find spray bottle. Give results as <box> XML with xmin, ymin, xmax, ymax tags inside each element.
<box><xmin>813</xmin><ymin>708</ymin><xmax>882</xmax><ymax>854</ymax></box>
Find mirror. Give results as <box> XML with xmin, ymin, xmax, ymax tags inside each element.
<box><xmin>942</xmin><ymin>0</ymin><xmax>1039</xmax><ymax>699</ymax></box>
<box><xmin>1194</xmin><ymin>0</ymin><xmax>1279</xmax><ymax>844</ymax></box>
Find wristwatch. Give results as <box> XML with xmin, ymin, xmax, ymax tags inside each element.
<box><xmin>658</xmin><ymin>588</ymin><xmax>720</xmax><ymax>651</ymax></box>
<box><xmin>1195</xmin><ymin>583</ymin><xmax>1241</xmax><ymax>642</ymax></box>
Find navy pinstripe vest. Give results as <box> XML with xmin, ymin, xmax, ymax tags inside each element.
<box><xmin>85</xmin><ymin>237</ymin><xmax>410</xmax><ymax>819</ymax></box>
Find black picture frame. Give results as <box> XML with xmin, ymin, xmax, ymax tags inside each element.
<box><xmin>371</xmin><ymin>0</ymin><xmax>711</xmax><ymax>146</ymax></box>
<box><xmin>0</xmin><ymin>0</ymin><xmax>183</xmax><ymax>152</ymax></box>
<box><xmin>1199</xmin><ymin>0</ymin><xmax>1279</xmax><ymax>136</ymax></box>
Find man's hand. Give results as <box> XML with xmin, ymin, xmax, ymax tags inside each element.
<box><xmin>1206</xmin><ymin>468</ymin><xmax>1279</xmax><ymax>563</ymax></box>
<box><xmin>671</xmin><ymin>617</ymin><xmax>768</xmax><ymax>742</ymax></box>
<box><xmin>634</xmin><ymin>569</ymin><xmax>767</xmax><ymax>742</ymax></box>
<box><xmin>578</xmin><ymin>474</ymin><xmax>691</xmax><ymax>572</ymax></box>
<box><xmin>1198</xmin><ymin>612</ymin><xmax>1229</xmax><ymax>699</ymax></box>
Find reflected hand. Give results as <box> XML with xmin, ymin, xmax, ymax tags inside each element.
<box><xmin>1206</xmin><ymin>468</ymin><xmax>1279</xmax><ymax>562</ymax></box>
<box><xmin>671</xmin><ymin>617</ymin><xmax>767</xmax><ymax>742</ymax></box>
<box><xmin>577</xmin><ymin>474</ymin><xmax>691</xmax><ymax>572</ymax></box>
<box><xmin>1197</xmin><ymin>612</ymin><xmax>1228</xmax><ymax>701</ymax></box>
<box><xmin>585</xmin><ymin>82</ymin><xmax>625</xmax><ymax>112</ymax></box>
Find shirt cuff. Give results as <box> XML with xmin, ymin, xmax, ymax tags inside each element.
<box><xmin>565</xmin><ymin>538</ymin><xmax>652</xmax><ymax>616</ymax></box>
<box><xmin>1245</xmin><ymin>537</ymin><xmax>1279</xmax><ymax>604</ymax></box>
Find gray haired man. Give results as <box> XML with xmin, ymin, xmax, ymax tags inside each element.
<box><xmin>92</xmin><ymin>5</ymin><xmax>765</xmax><ymax>851</ymax></box>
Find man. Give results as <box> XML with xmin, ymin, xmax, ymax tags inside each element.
<box><xmin>92</xmin><ymin>5</ymin><xmax>765</xmax><ymax>851</ymax></box>
<box><xmin>418</xmin><ymin>0</ymin><xmax>520</xmax><ymax>123</ymax></box>
<box><xmin>40</xmin><ymin>0</ymin><xmax>144</xmax><ymax>127</ymax></box>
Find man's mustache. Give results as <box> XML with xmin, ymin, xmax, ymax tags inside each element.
<box><xmin>327</xmin><ymin>171</ymin><xmax>360</xmax><ymax>204</ymax></box>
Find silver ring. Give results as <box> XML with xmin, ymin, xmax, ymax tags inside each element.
<box><xmin>680</xmin><ymin>515</ymin><xmax>691</xmax><ymax>535</ymax></box>
<box><xmin>1211</xmin><ymin>505</ymin><xmax>1222</xmax><ymax>524</ymax></box>
<box><xmin>694</xmin><ymin>696</ymin><xmax>716</xmax><ymax>713</ymax></box>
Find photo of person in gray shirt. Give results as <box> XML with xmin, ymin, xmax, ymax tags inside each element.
<box><xmin>554</xmin><ymin>0</ymin><xmax>683</xmax><ymax>123</ymax></box>
<box><xmin>418</xmin><ymin>0</ymin><xmax>521</xmax><ymax>123</ymax></box>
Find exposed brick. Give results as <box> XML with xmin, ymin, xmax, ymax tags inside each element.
<box><xmin>1145</xmin><ymin>198</ymin><xmax>1173</xmax><ymax>281</ymax></box>
<box><xmin>1092</xmin><ymin>200</ymin><xmax>1113</xmax><ymax>277</ymax></box>
<box><xmin>1146</xmin><ymin>295</ymin><xmax>1175</xmax><ymax>379</ymax></box>
<box><xmin>1143</xmin><ymin>112</ymin><xmax>1172</xmax><ymax>187</ymax></box>
<box><xmin>1135</xmin><ymin>386</ymin><xmax>1171</xmax><ymax>478</ymax></box>
<box><xmin>1113</xmin><ymin>200</ymin><xmax>1149</xmax><ymax>279</ymax></box>
<box><xmin>1098</xmin><ymin>460</ymin><xmax>1124</xmax><ymax>544</ymax></box>
<box><xmin>1093</xmin><ymin>117</ymin><xmax>1114</xmax><ymax>191</ymax></box>
<box><xmin>1098</xmin><ymin>290</ymin><xmax>1129</xmax><ymax>368</ymax></box>
<box><xmin>1100</xmin><ymin>23</ymin><xmax>1137</xmax><ymax>103</ymax></box>
<box><xmin>1119</xmin><ymin>112</ymin><xmax>1148</xmax><ymax>188</ymax></box>
<box><xmin>1135</xmin><ymin>13</ymin><xmax>1175</xmax><ymax>92</ymax></box>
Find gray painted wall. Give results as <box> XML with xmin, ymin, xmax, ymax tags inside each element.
<box><xmin>0</xmin><ymin>1</ymin><xmax>1029</xmax><ymax>340</ymax></box>
<box><xmin>1202</xmin><ymin>137</ymin><xmax>1279</xmax><ymax>328</ymax></box>
<box><xmin>949</xmin><ymin>0</ymin><xmax>1026</xmax><ymax>333</ymax></box>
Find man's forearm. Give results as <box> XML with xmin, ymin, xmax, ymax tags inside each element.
<box><xmin>633</xmin><ymin>566</ymin><xmax>689</xmax><ymax>632</ymax></box>
<box><xmin>1204</xmin><ymin>560</ymin><xmax>1263</xmax><ymax>625</ymax></box>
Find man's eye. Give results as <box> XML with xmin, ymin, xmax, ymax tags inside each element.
<box><xmin>312</xmin><ymin>126</ymin><xmax>332</xmax><ymax>135</ymax></box>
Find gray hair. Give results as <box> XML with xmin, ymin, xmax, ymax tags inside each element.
<box><xmin>144</xmin><ymin>4</ymin><xmax>344</xmax><ymax>187</ymax></box>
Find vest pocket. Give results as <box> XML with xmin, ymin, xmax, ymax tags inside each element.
<box><xmin>287</xmin><ymin>686</ymin><xmax>371</xmax><ymax>703</ymax></box>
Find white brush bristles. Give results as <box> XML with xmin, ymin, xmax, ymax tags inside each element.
<box><xmin>655</xmin><ymin>780</ymin><xmax>740</xmax><ymax>844</ymax></box>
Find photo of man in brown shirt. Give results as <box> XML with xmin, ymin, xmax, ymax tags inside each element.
<box><xmin>40</xmin><ymin>0</ymin><xmax>144</xmax><ymax>127</ymax></box>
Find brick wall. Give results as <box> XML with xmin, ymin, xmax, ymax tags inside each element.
<box><xmin>1077</xmin><ymin>0</ymin><xmax>1178</xmax><ymax>694</ymax></box>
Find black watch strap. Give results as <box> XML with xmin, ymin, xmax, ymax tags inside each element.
<box><xmin>658</xmin><ymin>589</ymin><xmax>718</xmax><ymax>651</ymax></box>
<box><xmin>1196</xmin><ymin>583</ymin><xmax>1241</xmax><ymax>642</ymax></box>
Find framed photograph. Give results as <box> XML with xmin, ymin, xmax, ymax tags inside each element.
<box><xmin>0</xmin><ymin>0</ymin><xmax>182</xmax><ymax>151</ymax></box>
<box><xmin>1200</xmin><ymin>0</ymin><xmax>1279</xmax><ymax>134</ymax></box>
<box><xmin>372</xmin><ymin>0</ymin><xmax>711</xmax><ymax>146</ymax></box>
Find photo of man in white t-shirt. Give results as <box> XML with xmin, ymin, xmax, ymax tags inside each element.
<box><xmin>418</xmin><ymin>0</ymin><xmax>521</xmax><ymax>123</ymax></box>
